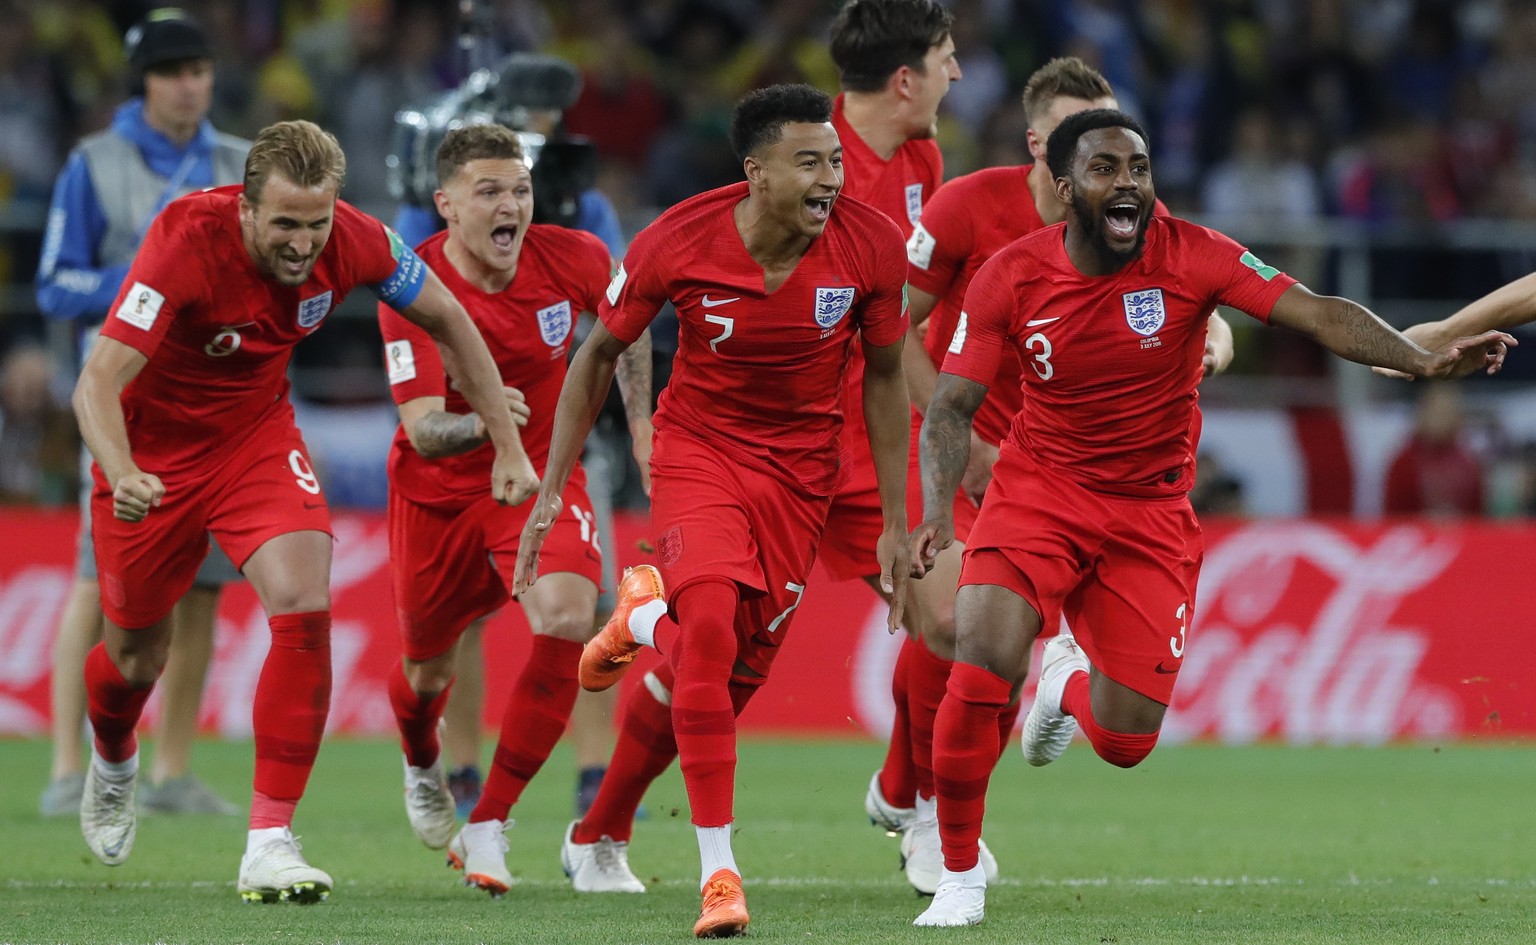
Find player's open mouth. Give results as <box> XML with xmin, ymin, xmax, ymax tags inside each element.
<box><xmin>1104</xmin><ymin>202</ymin><xmax>1140</xmax><ymax>240</ymax></box>
<box><xmin>279</xmin><ymin>255</ymin><xmax>308</xmax><ymax>274</ymax></box>
<box><xmin>490</xmin><ymin>225</ymin><xmax>518</xmax><ymax>250</ymax></box>
<box><xmin>805</xmin><ymin>196</ymin><xmax>833</xmax><ymax>223</ymax></box>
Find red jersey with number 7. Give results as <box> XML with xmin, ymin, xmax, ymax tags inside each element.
<box><xmin>600</xmin><ymin>180</ymin><xmax>908</xmax><ymax>496</ymax></box>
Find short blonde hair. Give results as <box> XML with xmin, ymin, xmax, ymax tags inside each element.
<box><xmin>243</xmin><ymin>119</ymin><xmax>346</xmax><ymax>202</ymax></box>
<box><xmin>1021</xmin><ymin>57</ymin><xmax>1115</xmax><ymax>127</ymax></box>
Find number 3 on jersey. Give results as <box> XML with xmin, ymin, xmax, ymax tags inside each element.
<box><xmin>1024</xmin><ymin>331</ymin><xmax>1054</xmax><ymax>380</ymax></box>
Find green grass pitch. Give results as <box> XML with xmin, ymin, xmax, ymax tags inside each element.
<box><xmin>2</xmin><ymin>737</ymin><xmax>1534</xmax><ymax>944</ymax></box>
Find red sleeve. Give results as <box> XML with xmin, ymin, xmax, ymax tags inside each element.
<box><xmin>334</xmin><ymin>200</ymin><xmax>400</xmax><ymax>286</ymax></box>
<box><xmin>939</xmin><ymin>251</ymin><xmax>1013</xmax><ymax>387</ymax></box>
<box><xmin>571</xmin><ymin>231</ymin><xmax>615</xmax><ymax>315</ymax></box>
<box><xmin>855</xmin><ymin>213</ymin><xmax>910</xmax><ymax>347</ymax></box>
<box><xmin>906</xmin><ymin>180</ymin><xmax>970</xmax><ymax>297</ymax></box>
<box><xmin>379</xmin><ymin>301</ymin><xmax>445</xmax><ymax>404</ymax></box>
<box><xmin>1191</xmin><ymin>225</ymin><xmax>1298</xmax><ymax>324</ymax></box>
<box><xmin>598</xmin><ymin>223</ymin><xmax>671</xmax><ymax>344</ymax></box>
<box><xmin>97</xmin><ymin>210</ymin><xmax>206</xmax><ymax>358</ymax></box>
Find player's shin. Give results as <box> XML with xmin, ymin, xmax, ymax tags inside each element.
<box><xmin>389</xmin><ymin>663</ymin><xmax>453</xmax><ymax>769</ymax></box>
<box><xmin>470</xmin><ymin>635</ymin><xmax>581</xmax><ymax>822</ymax></box>
<box><xmin>576</xmin><ymin>665</ymin><xmax>679</xmax><ymax>844</ymax></box>
<box><xmin>251</xmin><ymin>611</ymin><xmax>331</xmax><ymax>829</ymax></box>
<box><xmin>669</xmin><ymin>580</ymin><xmax>741</xmax><ymax>833</ymax></box>
<box><xmin>932</xmin><ymin>662</ymin><xmax>1010</xmax><ymax>872</ymax></box>
<box><xmin>85</xmin><ymin>644</ymin><xmax>156</xmax><ymax>762</ymax></box>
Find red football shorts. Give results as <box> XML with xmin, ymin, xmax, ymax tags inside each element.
<box><xmin>959</xmin><ymin>443</ymin><xmax>1203</xmax><ymax>704</ymax></box>
<box><xmin>905</xmin><ymin>408</ymin><xmax>981</xmax><ymax>543</ymax></box>
<box><xmin>648</xmin><ymin>429</ymin><xmax>830</xmax><ymax>680</ymax></box>
<box><xmin>92</xmin><ymin>419</ymin><xmax>332</xmax><ymax>629</ymax></box>
<box><xmin>389</xmin><ymin>474</ymin><xmax>601</xmax><ymax>662</ymax></box>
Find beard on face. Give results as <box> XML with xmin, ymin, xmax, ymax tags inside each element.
<box><xmin>1070</xmin><ymin>191</ymin><xmax>1147</xmax><ymax>268</ymax></box>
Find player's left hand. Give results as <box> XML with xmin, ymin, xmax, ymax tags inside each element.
<box><xmin>876</xmin><ymin>525</ymin><xmax>910</xmax><ymax>633</ymax></box>
<box><xmin>471</xmin><ymin>387</ymin><xmax>531</xmax><ymax>439</ymax></box>
<box><xmin>493</xmin><ymin>450</ymin><xmax>541</xmax><ymax>506</ymax></box>
<box><xmin>1202</xmin><ymin>334</ymin><xmax>1233</xmax><ymax>377</ymax></box>
<box><xmin>1418</xmin><ymin>330</ymin><xmax>1517</xmax><ymax>380</ymax></box>
<box><xmin>629</xmin><ymin>418</ymin><xmax>654</xmax><ymax>497</ymax></box>
<box><xmin>908</xmin><ymin>517</ymin><xmax>954</xmax><ymax>580</ymax></box>
<box><xmin>513</xmin><ymin>491</ymin><xmax>563</xmax><ymax>595</ymax></box>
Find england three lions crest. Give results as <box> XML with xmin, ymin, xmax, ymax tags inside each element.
<box><xmin>536</xmin><ymin>300</ymin><xmax>573</xmax><ymax>347</ymax></box>
<box><xmin>297</xmin><ymin>291</ymin><xmax>333</xmax><ymax>330</ymax></box>
<box><xmin>815</xmin><ymin>286</ymin><xmax>856</xmax><ymax>329</ymax></box>
<box><xmin>1123</xmin><ymin>288</ymin><xmax>1165</xmax><ymax>336</ymax></box>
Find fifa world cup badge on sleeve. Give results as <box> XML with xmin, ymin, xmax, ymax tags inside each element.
<box><xmin>1123</xmin><ymin>288</ymin><xmax>1166</xmax><ymax>337</ymax></box>
<box><xmin>814</xmin><ymin>287</ymin><xmax>856</xmax><ymax>330</ymax></box>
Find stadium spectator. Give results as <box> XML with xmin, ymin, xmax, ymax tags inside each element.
<box><xmin>912</xmin><ymin>108</ymin><xmax>1511</xmax><ymax>927</ymax></box>
<box><xmin>379</xmin><ymin>123</ymin><xmax>650</xmax><ymax>894</ymax></box>
<box><xmin>0</xmin><ymin>342</ymin><xmax>76</xmax><ymax>504</ymax></box>
<box><xmin>522</xmin><ymin>83</ymin><xmax>910</xmax><ymax>937</ymax></box>
<box><xmin>71</xmin><ymin>118</ymin><xmax>535</xmax><ymax>902</ymax></box>
<box><xmin>1201</xmin><ymin>107</ymin><xmax>1323</xmax><ymax>226</ymax></box>
<box><xmin>34</xmin><ymin>7</ymin><xmax>250</xmax><ymax>820</ymax></box>
<box><xmin>1384</xmin><ymin>383</ymin><xmax>1486</xmax><ymax>517</ymax></box>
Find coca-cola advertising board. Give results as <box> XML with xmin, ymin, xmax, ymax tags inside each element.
<box><xmin>0</xmin><ymin>509</ymin><xmax>1530</xmax><ymax>741</ymax></box>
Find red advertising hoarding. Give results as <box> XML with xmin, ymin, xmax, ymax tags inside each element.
<box><xmin>1</xmin><ymin>509</ymin><xmax>1530</xmax><ymax>741</ymax></box>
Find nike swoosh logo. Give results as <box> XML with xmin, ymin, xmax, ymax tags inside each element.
<box><xmin>701</xmin><ymin>296</ymin><xmax>740</xmax><ymax>308</ymax></box>
<box><xmin>102</xmin><ymin>835</ymin><xmax>127</xmax><ymax>858</ymax></box>
<box><xmin>1025</xmin><ymin>317</ymin><xmax>1061</xmax><ymax>327</ymax></box>
<box><xmin>1154</xmin><ymin>662</ymin><xmax>1180</xmax><ymax>675</ymax></box>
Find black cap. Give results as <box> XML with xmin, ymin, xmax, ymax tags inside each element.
<box><xmin>125</xmin><ymin>9</ymin><xmax>212</xmax><ymax>72</ymax></box>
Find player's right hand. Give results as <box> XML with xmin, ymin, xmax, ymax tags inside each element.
<box><xmin>470</xmin><ymin>387</ymin><xmax>531</xmax><ymax>439</ymax></box>
<box><xmin>492</xmin><ymin>450</ymin><xmax>540</xmax><ymax>507</ymax></box>
<box><xmin>1419</xmin><ymin>330</ymin><xmax>1516</xmax><ymax>380</ymax></box>
<box><xmin>908</xmin><ymin>517</ymin><xmax>954</xmax><ymax>580</ymax></box>
<box><xmin>512</xmin><ymin>491</ymin><xmax>563</xmax><ymax>595</ymax></box>
<box><xmin>112</xmin><ymin>471</ymin><xmax>165</xmax><ymax>523</ymax></box>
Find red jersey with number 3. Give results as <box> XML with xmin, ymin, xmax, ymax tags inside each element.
<box><xmin>600</xmin><ymin>180</ymin><xmax>908</xmax><ymax>496</ymax></box>
<box><xmin>380</xmin><ymin>224</ymin><xmax>610</xmax><ymax>509</ymax></box>
<box><xmin>98</xmin><ymin>185</ymin><xmax>400</xmax><ymax>477</ymax></box>
<box><xmin>943</xmin><ymin>216</ymin><xmax>1296</xmax><ymax>496</ymax></box>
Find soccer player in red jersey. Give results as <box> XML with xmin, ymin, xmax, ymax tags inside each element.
<box><xmin>71</xmin><ymin>120</ymin><xmax>538</xmax><ymax>902</ymax></box>
<box><xmin>876</xmin><ymin>57</ymin><xmax>1236</xmax><ymax>893</ymax></box>
<box><xmin>820</xmin><ymin>0</ymin><xmax>962</xmax><ymax>847</ymax></box>
<box><xmin>910</xmin><ymin>109</ymin><xmax>1511</xmax><ymax>927</ymax></box>
<box><xmin>515</xmin><ymin>84</ymin><xmax>911</xmax><ymax>937</ymax></box>
<box><xmin>378</xmin><ymin>123</ymin><xmax>651</xmax><ymax>896</ymax></box>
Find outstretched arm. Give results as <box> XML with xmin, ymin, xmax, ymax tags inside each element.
<box><xmin>1267</xmin><ymin>284</ymin><xmax>1513</xmax><ymax>380</ymax></box>
<box><xmin>911</xmin><ymin>373</ymin><xmax>988</xmax><ymax>577</ymax></box>
<box><xmin>1401</xmin><ymin>272</ymin><xmax>1536</xmax><ymax>350</ymax></box>
<box><xmin>515</xmin><ymin>321</ymin><xmax>632</xmax><ymax>593</ymax></box>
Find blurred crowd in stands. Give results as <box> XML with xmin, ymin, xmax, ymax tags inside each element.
<box><xmin>5</xmin><ymin>0</ymin><xmax>1536</xmax><ymax>510</ymax></box>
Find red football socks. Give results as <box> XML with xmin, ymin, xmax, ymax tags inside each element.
<box><xmin>1061</xmin><ymin>671</ymin><xmax>1159</xmax><ymax>768</ymax></box>
<box><xmin>668</xmin><ymin>579</ymin><xmax>741</xmax><ymax>829</ymax></box>
<box><xmin>84</xmin><ymin>643</ymin><xmax>153</xmax><ymax>763</ymax></box>
<box><xmin>251</xmin><ymin>610</ymin><xmax>331</xmax><ymax>829</ymax></box>
<box><xmin>933</xmin><ymin>661</ymin><xmax>1011</xmax><ymax>873</ymax></box>
<box><xmin>905</xmin><ymin>637</ymin><xmax>954</xmax><ymax>800</ymax></box>
<box><xmin>470</xmin><ymin>634</ymin><xmax>581</xmax><ymax>823</ymax></box>
<box><xmin>388</xmin><ymin>663</ymin><xmax>452</xmax><ymax>770</ymax></box>
<box><xmin>877</xmin><ymin>636</ymin><xmax>919</xmax><ymax>809</ymax></box>
<box><xmin>995</xmin><ymin>698</ymin><xmax>1023</xmax><ymax>760</ymax></box>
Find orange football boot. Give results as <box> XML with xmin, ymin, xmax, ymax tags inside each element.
<box><xmin>579</xmin><ymin>565</ymin><xmax>665</xmax><ymax>691</ymax></box>
<box><xmin>693</xmin><ymin>868</ymin><xmax>749</xmax><ymax>938</ymax></box>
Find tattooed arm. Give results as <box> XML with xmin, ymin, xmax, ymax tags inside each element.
<box><xmin>398</xmin><ymin>389</ymin><xmax>531</xmax><ymax>459</ymax></box>
<box><xmin>615</xmin><ymin>328</ymin><xmax>655</xmax><ymax>494</ymax></box>
<box><xmin>910</xmin><ymin>372</ymin><xmax>989</xmax><ymax>577</ymax></box>
<box><xmin>1267</xmin><ymin>284</ymin><xmax>1513</xmax><ymax>380</ymax></box>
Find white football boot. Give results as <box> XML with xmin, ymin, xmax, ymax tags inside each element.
<box><xmin>863</xmin><ymin>769</ymin><xmax>915</xmax><ymax>835</ymax></box>
<box><xmin>237</xmin><ymin>827</ymin><xmax>333</xmax><ymax>903</ymax></box>
<box><xmin>560</xmin><ymin>821</ymin><xmax>646</xmax><ymax>893</ymax></box>
<box><xmin>403</xmin><ymin>757</ymin><xmax>456</xmax><ymax>849</ymax></box>
<box><xmin>81</xmin><ymin>751</ymin><xmax>138</xmax><ymax>866</ymax></box>
<box><xmin>900</xmin><ymin>795</ymin><xmax>999</xmax><ymax>895</ymax></box>
<box><xmin>1021</xmin><ymin>630</ymin><xmax>1090</xmax><ymax>766</ymax></box>
<box><xmin>447</xmin><ymin>819</ymin><xmax>514</xmax><ymax>897</ymax></box>
<box><xmin>913</xmin><ymin>864</ymin><xmax>987</xmax><ymax>927</ymax></box>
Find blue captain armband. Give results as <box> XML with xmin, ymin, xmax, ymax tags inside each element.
<box><xmin>371</xmin><ymin>227</ymin><xmax>428</xmax><ymax>309</ymax></box>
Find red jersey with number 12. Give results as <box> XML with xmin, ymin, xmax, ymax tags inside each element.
<box><xmin>944</xmin><ymin>216</ymin><xmax>1296</xmax><ymax>497</ymax></box>
<box><xmin>601</xmin><ymin>181</ymin><xmax>908</xmax><ymax>496</ymax></box>
<box><xmin>98</xmin><ymin>185</ymin><xmax>399</xmax><ymax>477</ymax></box>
